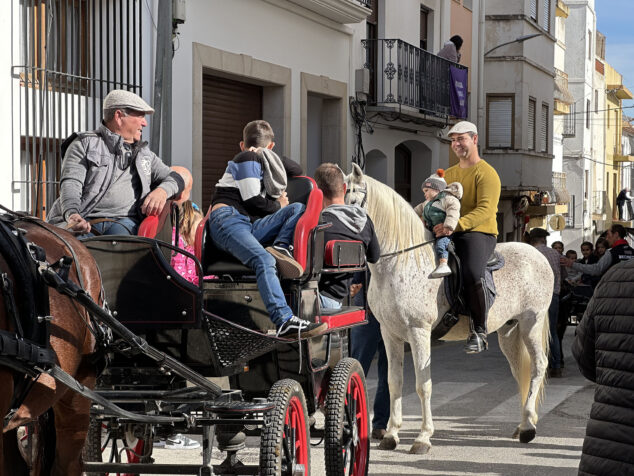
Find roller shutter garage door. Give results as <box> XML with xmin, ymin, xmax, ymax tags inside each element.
<box><xmin>202</xmin><ymin>75</ymin><xmax>263</xmax><ymax>210</ymax></box>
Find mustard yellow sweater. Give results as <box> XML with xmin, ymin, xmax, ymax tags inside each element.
<box><xmin>444</xmin><ymin>159</ymin><xmax>501</xmax><ymax>235</ymax></box>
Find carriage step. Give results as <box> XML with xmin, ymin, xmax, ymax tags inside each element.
<box><xmin>204</xmin><ymin>399</ymin><xmax>274</xmax><ymax>414</ymax></box>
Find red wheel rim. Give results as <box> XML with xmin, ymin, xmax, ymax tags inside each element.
<box><xmin>284</xmin><ymin>395</ymin><xmax>308</xmax><ymax>471</ymax></box>
<box><xmin>345</xmin><ymin>372</ymin><xmax>368</xmax><ymax>475</ymax></box>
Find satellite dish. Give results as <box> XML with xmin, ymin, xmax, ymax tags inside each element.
<box><xmin>549</xmin><ymin>214</ymin><xmax>565</xmax><ymax>231</ymax></box>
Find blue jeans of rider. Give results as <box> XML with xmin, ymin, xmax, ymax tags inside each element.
<box><xmin>81</xmin><ymin>216</ymin><xmax>140</xmax><ymax>238</ymax></box>
<box><xmin>350</xmin><ymin>285</ymin><xmax>389</xmax><ymax>431</ymax></box>
<box><xmin>548</xmin><ymin>293</ymin><xmax>561</xmax><ymax>369</ymax></box>
<box><xmin>435</xmin><ymin>236</ymin><xmax>451</xmax><ymax>261</ymax></box>
<box><xmin>208</xmin><ymin>203</ymin><xmax>304</xmax><ymax>327</ymax></box>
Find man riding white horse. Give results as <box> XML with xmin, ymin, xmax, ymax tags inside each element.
<box><xmin>437</xmin><ymin>121</ymin><xmax>501</xmax><ymax>353</ymax></box>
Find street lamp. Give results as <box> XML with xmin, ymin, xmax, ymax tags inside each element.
<box><xmin>484</xmin><ymin>33</ymin><xmax>543</xmax><ymax>57</ymax></box>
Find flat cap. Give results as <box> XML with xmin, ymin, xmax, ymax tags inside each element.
<box><xmin>529</xmin><ymin>227</ymin><xmax>550</xmax><ymax>239</ymax></box>
<box><xmin>447</xmin><ymin>120</ymin><xmax>478</xmax><ymax>137</ymax></box>
<box><xmin>103</xmin><ymin>89</ymin><xmax>154</xmax><ymax>114</ymax></box>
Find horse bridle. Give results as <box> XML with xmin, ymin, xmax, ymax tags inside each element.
<box><xmin>345</xmin><ymin>183</ymin><xmax>368</xmax><ymax>209</ymax></box>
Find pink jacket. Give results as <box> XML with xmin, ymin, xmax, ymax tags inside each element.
<box><xmin>171</xmin><ymin>229</ymin><xmax>216</xmax><ymax>285</ymax></box>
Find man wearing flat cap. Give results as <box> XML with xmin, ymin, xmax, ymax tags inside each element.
<box><xmin>436</xmin><ymin>120</ymin><xmax>501</xmax><ymax>353</ymax></box>
<box><xmin>528</xmin><ymin>227</ymin><xmax>562</xmax><ymax>377</ymax></box>
<box><xmin>47</xmin><ymin>89</ymin><xmax>186</xmax><ymax>235</ymax></box>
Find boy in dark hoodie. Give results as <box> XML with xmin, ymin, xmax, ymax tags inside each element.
<box><xmin>314</xmin><ymin>163</ymin><xmax>380</xmax><ymax>310</ymax></box>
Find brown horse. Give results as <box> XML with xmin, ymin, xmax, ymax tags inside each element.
<box><xmin>1</xmin><ymin>218</ymin><xmax>102</xmax><ymax>475</ymax></box>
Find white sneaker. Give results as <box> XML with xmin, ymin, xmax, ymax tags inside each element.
<box><xmin>429</xmin><ymin>262</ymin><xmax>451</xmax><ymax>279</ymax></box>
<box><xmin>163</xmin><ymin>434</ymin><xmax>201</xmax><ymax>450</ymax></box>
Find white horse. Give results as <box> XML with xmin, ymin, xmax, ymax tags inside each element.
<box><xmin>345</xmin><ymin>164</ymin><xmax>553</xmax><ymax>454</ymax></box>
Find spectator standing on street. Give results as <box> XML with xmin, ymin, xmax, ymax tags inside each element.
<box><xmin>572</xmin><ymin>259</ymin><xmax>634</xmax><ymax>476</ymax></box>
<box><xmin>594</xmin><ymin>238</ymin><xmax>608</xmax><ymax>259</ymax></box>
<box><xmin>616</xmin><ymin>187</ymin><xmax>633</xmax><ymax>221</ymax></box>
<box><xmin>349</xmin><ymin>271</ymin><xmax>389</xmax><ymax>441</ymax></box>
<box><xmin>551</xmin><ymin>241</ymin><xmax>564</xmax><ymax>255</ymax></box>
<box><xmin>437</xmin><ymin>35</ymin><xmax>463</xmax><ymax>63</ymax></box>
<box><xmin>529</xmin><ymin>228</ymin><xmax>563</xmax><ymax>377</ymax></box>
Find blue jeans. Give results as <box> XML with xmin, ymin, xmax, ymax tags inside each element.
<box><xmin>319</xmin><ymin>293</ymin><xmax>342</xmax><ymax>310</ymax></box>
<box><xmin>81</xmin><ymin>216</ymin><xmax>140</xmax><ymax>238</ymax></box>
<box><xmin>208</xmin><ymin>203</ymin><xmax>304</xmax><ymax>326</ymax></box>
<box><xmin>435</xmin><ymin>236</ymin><xmax>451</xmax><ymax>261</ymax></box>
<box><xmin>548</xmin><ymin>294</ymin><xmax>561</xmax><ymax>369</ymax></box>
<box><xmin>350</xmin><ymin>286</ymin><xmax>389</xmax><ymax>430</ymax></box>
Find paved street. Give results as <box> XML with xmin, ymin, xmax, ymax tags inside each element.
<box><xmin>151</xmin><ymin>326</ymin><xmax>592</xmax><ymax>475</ymax></box>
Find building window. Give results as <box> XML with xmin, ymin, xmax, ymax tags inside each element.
<box><xmin>528</xmin><ymin>98</ymin><xmax>536</xmax><ymax>151</ymax></box>
<box><xmin>595</xmin><ymin>90</ymin><xmax>599</xmax><ymax>113</ymax></box>
<box><xmin>20</xmin><ymin>0</ymin><xmax>90</xmax><ymax>93</ymax></box>
<box><xmin>463</xmin><ymin>0</ymin><xmax>473</xmax><ymax>10</ymax></box>
<box><xmin>542</xmin><ymin>0</ymin><xmax>550</xmax><ymax>32</ymax></box>
<box><xmin>394</xmin><ymin>144</ymin><xmax>412</xmax><ymax>202</ymax></box>
<box><xmin>420</xmin><ymin>6</ymin><xmax>429</xmax><ymax>51</ymax></box>
<box><xmin>487</xmin><ymin>95</ymin><xmax>514</xmax><ymax>149</ymax></box>
<box><xmin>588</xmin><ymin>30</ymin><xmax>592</xmax><ymax>60</ymax></box>
<box><xmin>530</xmin><ymin>0</ymin><xmax>537</xmax><ymax>20</ymax></box>
<box><xmin>565</xmin><ymin>195</ymin><xmax>575</xmax><ymax>228</ymax></box>
<box><xmin>586</xmin><ymin>99</ymin><xmax>591</xmax><ymax>129</ymax></box>
<box><xmin>540</xmin><ymin>103</ymin><xmax>549</xmax><ymax>153</ymax></box>
<box><xmin>563</xmin><ymin>102</ymin><xmax>576</xmax><ymax>137</ymax></box>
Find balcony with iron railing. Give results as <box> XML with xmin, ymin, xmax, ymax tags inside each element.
<box><xmin>526</xmin><ymin>172</ymin><xmax>570</xmax><ymax>216</ymax></box>
<box><xmin>592</xmin><ymin>190</ymin><xmax>607</xmax><ymax>219</ymax></box>
<box><xmin>361</xmin><ymin>38</ymin><xmax>468</xmax><ymax>124</ymax></box>
<box><xmin>282</xmin><ymin>0</ymin><xmax>371</xmax><ymax>23</ymax></box>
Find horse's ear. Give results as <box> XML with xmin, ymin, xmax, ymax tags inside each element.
<box><xmin>350</xmin><ymin>162</ymin><xmax>364</xmax><ymax>182</ymax></box>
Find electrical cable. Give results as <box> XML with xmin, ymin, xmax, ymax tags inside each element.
<box><xmin>349</xmin><ymin>96</ymin><xmax>374</xmax><ymax>170</ymax></box>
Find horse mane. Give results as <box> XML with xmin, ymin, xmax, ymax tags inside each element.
<box><xmin>363</xmin><ymin>174</ymin><xmax>434</xmax><ymax>266</ymax></box>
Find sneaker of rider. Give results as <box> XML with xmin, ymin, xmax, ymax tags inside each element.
<box><xmin>464</xmin><ymin>331</ymin><xmax>488</xmax><ymax>354</ymax></box>
<box><xmin>266</xmin><ymin>245</ymin><xmax>304</xmax><ymax>279</ymax></box>
<box><xmin>164</xmin><ymin>434</ymin><xmax>201</xmax><ymax>450</ymax></box>
<box><xmin>429</xmin><ymin>262</ymin><xmax>451</xmax><ymax>279</ymax></box>
<box><xmin>276</xmin><ymin>315</ymin><xmax>327</xmax><ymax>339</ymax></box>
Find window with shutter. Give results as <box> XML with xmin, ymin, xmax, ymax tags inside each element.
<box><xmin>487</xmin><ymin>96</ymin><xmax>513</xmax><ymax>149</ymax></box>
<box><xmin>528</xmin><ymin>98</ymin><xmax>536</xmax><ymax>150</ymax></box>
<box><xmin>530</xmin><ymin>0</ymin><xmax>537</xmax><ymax>20</ymax></box>
<box><xmin>540</xmin><ymin>103</ymin><xmax>549</xmax><ymax>153</ymax></box>
<box><xmin>542</xmin><ymin>0</ymin><xmax>550</xmax><ymax>31</ymax></box>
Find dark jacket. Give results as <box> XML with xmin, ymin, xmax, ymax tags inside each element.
<box><xmin>319</xmin><ymin>204</ymin><xmax>380</xmax><ymax>302</ymax></box>
<box><xmin>572</xmin><ymin>259</ymin><xmax>634</xmax><ymax>476</ymax></box>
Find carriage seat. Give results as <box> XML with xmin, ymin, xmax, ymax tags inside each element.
<box><xmin>195</xmin><ymin>176</ymin><xmax>324</xmax><ymax>278</ymax></box>
<box><xmin>137</xmin><ymin>200</ymin><xmax>174</xmax><ymax>240</ymax></box>
<box><xmin>323</xmin><ymin>240</ymin><xmax>366</xmax><ymax>268</ymax></box>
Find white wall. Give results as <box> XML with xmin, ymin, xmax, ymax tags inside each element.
<box><xmin>170</xmin><ymin>0</ymin><xmax>353</xmax><ymax>176</ymax></box>
<box><xmin>0</xmin><ymin>2</ymin><xmax>15</xmax><ymax>207</ymax></box>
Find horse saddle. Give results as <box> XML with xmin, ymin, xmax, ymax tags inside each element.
<box><xmin>431</xmin><ymin>243</ymin><xmax>505</xmax><ymax>340</ymax></box>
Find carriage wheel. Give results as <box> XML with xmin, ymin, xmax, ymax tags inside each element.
<box><xmin>83</xmin><ymin>419</ymin><xmax>153</xmax><ymax>476</ymax></box>
<box><xmin>260</xmin><ymin>379</ymin><xmax>310</xmax><ymax>476</ymax></box>
<box><xmin>324</xmin><ymin>358</ymin><xmax>369</xmax><ymax>476</ymax></box>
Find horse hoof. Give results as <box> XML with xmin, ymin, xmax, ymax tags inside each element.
<box><xmin>409</xmin><ymin>442</ymin><xmax>431</xmax><ymax>454</ymax></box>
<box><xmin>379</xmin><ymin>436</ymin><xmax>398</xmax><ymax>450</ymax></box>
<box><xmin>511</xmin><ymin>427</ymin><xmax>520</xmax><ymax>439</ymax></box>
<box><xmin>519</xmin><ymin>429</ymin><xmax>536</xmax><ymax>443</ymax></box>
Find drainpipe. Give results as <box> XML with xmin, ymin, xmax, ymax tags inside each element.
<box><xmin>477</xmin><ymin>0</ymin><xmax>486</xmax><ymax>145</ymax></box>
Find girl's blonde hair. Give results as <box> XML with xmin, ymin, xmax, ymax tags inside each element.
<box><xmin>179</xmin><ymin>200</ymin><xmax>203</xmax><ymax>245</ymax></box>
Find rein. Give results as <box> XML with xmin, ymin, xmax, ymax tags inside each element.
<box><xmin>379</xmin><ymin>238</ymin><xmax>435</xmax><ymax>259</ymax></box>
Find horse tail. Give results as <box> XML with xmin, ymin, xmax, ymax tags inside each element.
<box><xmin>516</xmin><ymin>308</ymin><xmax>550</xmax><ymax>413</ymax></box>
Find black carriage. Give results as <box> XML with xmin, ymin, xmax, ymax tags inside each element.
<box><xmin>80</xmin><ymin>176</ymin><xmax>371</xmax><ymax>475</ymax></box>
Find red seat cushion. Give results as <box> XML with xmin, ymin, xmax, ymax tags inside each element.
<box><xmin>137</xmin><ymin>201</ymin><xmax>173</xmax><ymax>239</ymax></box>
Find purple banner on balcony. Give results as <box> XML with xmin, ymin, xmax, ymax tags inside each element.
<box><xmin>450</xmin><ymin>66</ymin><xmax>468</xmax><ymax>118</ymax></box>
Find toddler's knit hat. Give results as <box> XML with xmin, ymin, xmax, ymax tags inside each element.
<box><xmin>422</xmin><ymin>169</ymin><xmax>447</xmax><ymax>192</ymax></box>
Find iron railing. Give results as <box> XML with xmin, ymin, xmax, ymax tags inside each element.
<box><xmin>592</xmin><ymin>190</ymin><xmax>607</xmax><ymax>215</ymax></box>
<box><xmin>361</xmin><ymin>38</ymin><xmax>467</xmax><ymax>119</ymax></box>
<box><xmin>551</xmin><ymin>172</ymin><xmax>570</xmax><ymax>204</ymax></box>
<box><xmin>12</xmin><ymin>0</ymin><xmax>144</xmax><ymax>218</ymax></box>
<box><xmin>563</xmin><ymin>102</ymin><xmax>576</xmax><ymax>138</ymax></box>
